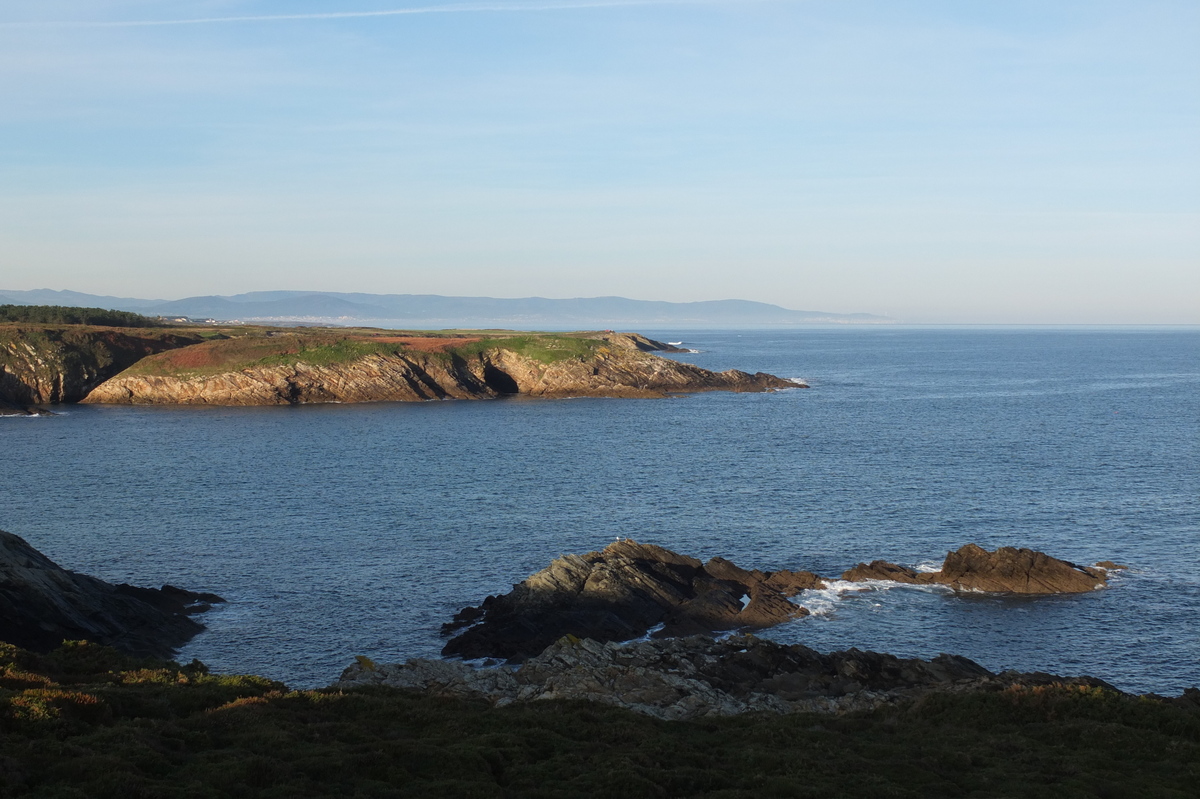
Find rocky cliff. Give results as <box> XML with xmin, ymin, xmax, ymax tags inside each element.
<box><xmin>0</xmin><ymin>325</ymin><xmax>204</xmax><ymax>407</ymax></box>
<box><xmin>83</xmin><ymin>331</ymin><xmax>797</xmax><ymax>406</ymax></box>
<box><xmin>0</xmin><ymin>530</ymin><xmax>222</xmax><ymax>658</ymax></box>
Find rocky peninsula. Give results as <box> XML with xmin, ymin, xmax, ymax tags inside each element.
<box><xmin>1</xmin><ymin>321</ymin><xmax>799</xmax><ymax>409</ymax></box>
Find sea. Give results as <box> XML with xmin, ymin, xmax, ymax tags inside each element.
<box><xmin>4</xmin><ymin>327</ymin><xmax>1198</xmax><ymax>694</ymax></box>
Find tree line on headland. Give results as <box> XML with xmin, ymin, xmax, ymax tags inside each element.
<box><xmin>0</xmin><ymin>304</ymin><xmax>157</xmax><ymax>328</ymax></box>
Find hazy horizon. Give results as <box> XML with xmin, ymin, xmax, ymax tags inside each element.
<box><xmin>2</xmin><ymin>1</ymin><xmax>1197</xmax><ymax>325</ymax></box>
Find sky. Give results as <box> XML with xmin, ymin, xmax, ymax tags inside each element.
<box><xmin>1</xmin><ymin>0</ymin><xmax>1197</xmax><ymax>323</ymax></box>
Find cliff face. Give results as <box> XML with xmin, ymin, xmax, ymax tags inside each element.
<box><xmin>83</xmin><ymin>334</ymin><xmax>798</xmax><ymax>406</ymax></box>
<box><xmin>0</xmin><ymin>326</ymin><xmax>204</xmax><ymax>406</ymax></box>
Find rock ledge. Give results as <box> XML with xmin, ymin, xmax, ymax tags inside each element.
<box><xmin>340</xmin><ymin>634</ymin><xmax>1117</xmax><ymax>720</ymax></box>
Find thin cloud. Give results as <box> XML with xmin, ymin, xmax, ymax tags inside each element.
<box><xmin>2</xmin><ymin>0</ymin><xmax>749</xmax><ymax>28</ymax></box>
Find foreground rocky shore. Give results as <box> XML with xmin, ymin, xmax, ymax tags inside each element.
<box><xmin>2</xmin><ymin>636</ymin><xmax>1195</xmax><ymax>798</ymax></box>
<box><xmin>340</xmin><ymin>633</ymin><xmax>1122</xmax><ymax>720</ymax></box>
<box><xmin>328</xmin><ymin>540</ymin><xmax>1128</xmax><ymax>720</ymax></box>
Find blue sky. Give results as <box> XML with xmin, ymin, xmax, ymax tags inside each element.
<box><xmin>1</xmin><ymin>0</ymin><xmax>1197</xmax><ymax>322</ymax></box>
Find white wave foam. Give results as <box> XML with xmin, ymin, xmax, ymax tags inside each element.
<box><xmin>793</xmin><ymin>578</ymin><xmax>952</xmax><ymax>617</ymax></box>
<box><xmin>631</xmin><ymin>622</ymin><xmax>666</xmax><ymax>642</ymax></box>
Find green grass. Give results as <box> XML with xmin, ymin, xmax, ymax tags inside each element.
<box><xmin>120</xmin><ymin>331</ymin><xmax>608</xmax><ymax>377</ymax></box>
<box><xmin>2</xmin><ymin>640</ymin><xmax>1197</xmax><ymax>798</ymax></box>
<box><xmin>441</xmin><ymin>335</ymin><xmax>604</xmax><ymax>365</ymax></box>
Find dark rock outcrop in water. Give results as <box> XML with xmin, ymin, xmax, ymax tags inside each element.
<box><xmin>444</xmin><ymin>541</ymin><xmax>1115</xmax><ymax>662</ymax></box>
<box><xmin>340</xmin><ymin>634</ymin><xmax>1118</xmax><ymax>720</ymax></box>
<box><xmin>0</xmin><ymin>530</ymin><xmax>223</xmax><ymax>658</ymax></box>
<box><xmin>442</xmin><ymin>541</ymin><xmax>825</xmax><ymax>662</ymax></box>
<box><xmin>842</xmin><ymin>543</ymin><xmax>1110</xmax><ymax>594</ymax></box>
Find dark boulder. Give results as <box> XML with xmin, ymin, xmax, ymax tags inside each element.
<box><xmin>442</xmin><ymin>540</ymin><xmax>815</xmax><ymax>661</ymax></box>
<box><xmin>0</xmin><ymin>530</ymin><xmax>223</xmax><ymax>658</ymax></box>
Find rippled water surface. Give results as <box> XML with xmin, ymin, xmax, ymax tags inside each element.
<box><xmin>4</xmin><ymin>328</ymin><xmax>1198</xmax><ymax>692</ymax></box>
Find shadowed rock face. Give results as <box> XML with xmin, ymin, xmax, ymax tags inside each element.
<box><xmin>441</xmin><ymin>541</ymin><xmax>824</xmax><ymax>662</ymax></box>
<box><xmin>0</xmin><ymin>530</ymin><xmax>223</xmax><ymax>658</ymax></box>
<box><xmin>842</xmin><ymin>543</ymin><xmax>1109</xmax><ymax>594</ymax></box>
<box><xmin>341</xmin><ymin>634</ymin><xmax>1118</xmax><ymax>720</ymax></box>
<box><xmin>0</xmin><ymin>326</ymin><xmax>205</xmax><ymax>406</ymax></box>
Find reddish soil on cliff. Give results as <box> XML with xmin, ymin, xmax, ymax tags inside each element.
<box><xmin>350</xmin><ymin>336</ymin><xmax>482</xmax><ymax>353</ymax></box>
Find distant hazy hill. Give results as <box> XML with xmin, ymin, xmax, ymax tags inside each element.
<box><xmin>0</xmin><ymin>289</ymin><xmax>893</xmax><ymax>327</ymax></box>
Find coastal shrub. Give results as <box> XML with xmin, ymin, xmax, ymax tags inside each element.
<box><xmin>0</xmin><ymin>304</ymin><xmax>157</xmax><ymax>327</ymax></box>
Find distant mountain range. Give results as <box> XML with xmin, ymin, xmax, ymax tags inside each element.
<box><xmin>0</xmin><ymin>288</ymin><xmax>894</xmax><ymax>328</ymax></box>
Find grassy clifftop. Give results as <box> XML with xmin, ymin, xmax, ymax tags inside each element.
<box><xmin>1</xmin><ymin>640</ymin><xmax>1197</xmax><ymax>797</ymax></box>
<box><xmin>119</xmin><ymin>331</ymin><xmax>606</xmax><ymax>379</ymax></box>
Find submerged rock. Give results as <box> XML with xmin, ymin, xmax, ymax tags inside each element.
<box><xmin>340</xmin><ymin>634</ymin><xmax>1116</xmax><ymax>720</ymax></box>
<box><xmin>442</xmin><ymin>541</ymin><xmax>823</xmax><ymax>662</ymax></box>
<box><xmin>0</xmin><ymin>530</ymin><xmax>223</xmax><ymax>658</ymax></box>
<box><xmin>841</xmin><ymin>543</ymin><xmax>1109</xmax><ymax>594</ymax></box>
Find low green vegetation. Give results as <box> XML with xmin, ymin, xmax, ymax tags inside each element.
<box><xmin>2</xmin><ymin>640</ymin><xmax>1197</xmax><ymax>798</ymax></box>
<box><xmin>442</xmin><ymin>334</ymin><xmax>603</xmax><ymax>365</ymax></box>
<box><xmin>0</xmin><ymin>304</ymin><xmax>158</xmax><ymax>328</ymax></box>
<box><xmin>122</xmin><ymin>331</ymin><xmax>607</xmax><ymax>377</ymax></box>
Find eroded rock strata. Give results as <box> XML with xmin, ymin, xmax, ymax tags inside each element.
<box><xmin>83</xmin><ymin>331</ymin><xmax>797</xmax><ymax>406</ymax></box>
<box><xmin>341</xmin><ymin>634</ymin><xmax>1119</xmax><ymax>720</ymax></box>
<box><xmin>442</xmin><ymin>540</ymin><xmax>825</xmax><ymax>662</ymax></box>
<box><xmin>842</xmin><ymin>543</ymin><xmax>1111</xmax><ymax>594</ymax></box>
<box><xmin>0</xmin><ymin>530</ymin><xmax>222</xmax><ymax>658</ymax></box>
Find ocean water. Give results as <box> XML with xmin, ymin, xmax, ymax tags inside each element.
<box><xmin>3</xmin><ymin>328</ymin><xmax>1198</xmax><ymax>694</ymax></box>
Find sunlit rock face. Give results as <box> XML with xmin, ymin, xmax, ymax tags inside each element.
<box><xmin>842</xmin><ymin>543</ymin><xmax>1110</xmax><ymax>594</ymax></box>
